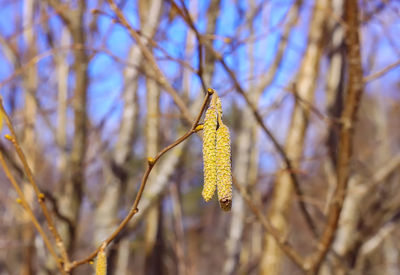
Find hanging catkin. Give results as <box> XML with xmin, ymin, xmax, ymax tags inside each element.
<box><xmin>201</xmin><ymin>105</ymin><xmax>218</xmax><ymax>202</ymax></box>
<box><xmin>201</xmin><ymin>90</ymin><xmax>232</xmax><ymax>211</ymax></box>
<box><xmin>95</xmin><ymin>248</ymin><xmax>107</xmax><ymax>275</ymax></box>
<box><xmin>216</xmin><ymin>121</ymin><xmax>232</xmax><ymax>211</ymax></box>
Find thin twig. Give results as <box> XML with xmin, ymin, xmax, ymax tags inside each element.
<box><xmin>0</xmin><ymin>152</ymin><xmax>66</xmax><ymax>274</ymax></box>
<box><xmin>68</xmin><ymin>89</ymin><xmax>213</xmax><ymax>270</ymax></box>
<box><xmin>363</xmin><ymin>59</ymin><xmax>400</xmax><ymax>83</ymax></box>
<box><xmin>0</xmin><ymin>99</ymin><xmax>71</xmax><ymax>267</ymax></box>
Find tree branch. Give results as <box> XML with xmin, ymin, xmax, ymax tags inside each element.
<box><xmin>0</xmin><ymin>99</ymin><xmax>70</xmax><ymax>268</ymax></box>
<box><xmin>67</xmin><ymin>89</ymin><xmax>213</xmax><ymax>270</ymax></box>
<box><xmin>308</xmin><ymin>0</ymin><xmax>364</xmax><ymax>271</ymax></box>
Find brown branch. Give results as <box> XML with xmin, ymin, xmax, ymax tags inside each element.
<box><xmin>0</xmin><ymin>153</ymin><xmax>65</xmax><ymax>274</ymax></box>
<box><xmin>0</xmin><ymin>99</ymin><xmax>71</xmax><ymax>267</ymax></box>
<box><xmin>44</xmin><ymin>0</ymin><xmax>73</xmax><ymax>27</ymax></box>
<box><xmin>363</xmin><ymin>59</ymin><xmax>400</xmax><ymax>83</ymax></box>
<box><xmin>66</xmin><ymin>0</ymin><xmax>88</xmax><ymax>255</ymax></box>
<box><xmin>308</xmin><ymin>0</ymin><xmax>364</xmax><ymax>271</ymax></box>
<box><xmin>67</xmin><ymin>89</ymin><xmax>213</xmax><ymax>271</ymax></box>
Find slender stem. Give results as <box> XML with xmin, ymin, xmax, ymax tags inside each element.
<box><xmin>0</xmin><ymin>152</ymin><xmax>66</xmax><ymax>274</ymax></box>
<box><xmin>68</xmin><ymin>90</ymin><xmax>213</xmax><ymax>270</ymax></box>
<box><xmin>0</xmin><ymin>99</ymin><xmax>70</xmax><ymax>266</ymax></box>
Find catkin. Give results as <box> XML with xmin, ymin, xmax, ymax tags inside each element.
<box><xmin>202</xmin><ymin>106</ymin><xmax>218</xmax><ymax>201</ymax></box>
<box><xmin>216</xmin><ymin>122</ymin><xmax>232</xmax><ymax>211</ymax></box>
<box><xmin>95</xmin><ymin>249</ymin><xmax>107</xmax><ymax>275</ymax></box>
<box><xmin>216</xmin><ymin>95</ymin><xmax>222</xmax><ymax>118</ymax></box>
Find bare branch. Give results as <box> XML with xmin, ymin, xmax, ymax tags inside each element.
<box><xmin>0</xmin><ymin>99</ymin><xmax>70</xmax><ymax>268</ymax></box>
<box><xmin>68</xmin><ymin>89</ymin><xmax>213</xmax><ymax>270</ymax></box>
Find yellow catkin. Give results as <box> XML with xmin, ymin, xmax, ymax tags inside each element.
<box><xmin>208</xmin><ymin>90</ymin><xmax>222</xmax><ymax>118</ymax></box>
<box><xmin>215</xmin><ymin>95</ymin><xmax>222</xmax><ymax>118</ymax></box>
<box><xmin>202</xmin><ymin>106</ymin><xmax>218</xmax><ymax>201</ymax></box>
<box><xmin>95</xmin><ymin>249</ymin><xmax>107</xmax><ymax>275</ymax></box>
<box><xmin>216</xmin><ymin>122</ymin><xmax>232</xmax><ymax>211</ymax></box>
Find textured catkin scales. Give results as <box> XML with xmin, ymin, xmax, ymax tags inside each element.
<box><xmin>95</xmin><ymin>249</ymin><xmax>107</xmax><ymax>275</ymax></box>
<box><xmin>216</xmin><ymin>95</ymin><xmax>222</xmax><ymax>118</ymax></box>
<box><xmin>202</xmin><ymin>107</ymin><xmax>218</xmax><ymax>201</ymax></box>
<box><xmin>216</xmin><ymin>122</ymin><xmax>232</xmax><ymax>211</ymax></box>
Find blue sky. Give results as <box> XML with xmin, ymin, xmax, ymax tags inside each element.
<box><xmin>0</xmin><ymin>0</ymin><xmax>399</xmax><ymax>159</ymax></box>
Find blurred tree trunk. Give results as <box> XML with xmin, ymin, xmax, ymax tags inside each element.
<box><xmin>55</xmin><ymin>27</ymin><xmax>70</xmax><ymax>195</ymax></box>
<box><xmin>94</xmin><ymin>0</ymin><xmax>163</xmax><ymax>273</ymax></box>
<box><xmin>319</xmin><ymin>2</ymin><xmax>346</xmax><ymax>274</ymax></box>
<box><xmin>21</xmin><ymin>0</ymin><xmax>37</xmax><ymax>273</ymax></box>
<box><xmin>246</xmin><ymin>2</ymin><xmax>303</xmax><ymax>271</ymax></box>
<box><xmin>170</xmin><ymin>181</ymin><xmax>186</xmax><ymax>275</ymax></box>
<box><xmin>223</xmin><ymin>1</ymin><xmax>257</xmax><ymax>273</ymax></box>
<box><xmin>190</xmin><ymin>0</ymin><xmax>221</xmax><ymax>117</ymax></box>
<box><xmin>203</xmin><ymin>0</ymin><xmax>221</xmax><ymax>87</ymax></box>
<box><xmin>182</xmin><ymin>0</ymin><xmax>198</xmax><ymax>101</ymax></box>
<box><xmin>260</xmin><ymin>0</ymin><xmax>327</xmax><ymax>273</ymax></box>
<box><xmin>58</xmin><ymin>1</ymin><xmax>89</xmax><ymax>254</ymax></box>
<box><xmin>136</xmin><ymin>0</ymin><xmax>164</xmax><ymax>273</ymax></box>
<box><xmin>322</xmin><ymin>0</ymin><xmax>345</xmax><ymax>218</ymax></box>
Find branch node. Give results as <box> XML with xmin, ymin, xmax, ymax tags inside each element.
<box><xmin>4</xmin><ymin>134</ymin><xmax>14</xmax><ymax>142</ymax></box>
<box><xmin>147</xmin><ymin>157</ymin><xmax>155</xmax><ymax>166</ymax></box>
<box><xmin>194</xmin><ymin>124</ymin><xmax>203</xmax><ymax>132</ymax></box>
<box><xmin>38</xmin><ymin>193</ymin><xmax>46</xmax><ymax>202</ymax></box>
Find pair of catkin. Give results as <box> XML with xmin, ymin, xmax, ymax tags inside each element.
<box><xmin>202</xmin><ymin>89</ymin><xmax>232</xmax><ymax>211</ymax></box>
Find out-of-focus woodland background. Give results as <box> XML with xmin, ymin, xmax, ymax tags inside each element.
<box><xmin>0</xmin><ymin>0</ymin><xmax>399</xmax><ymax>274</ymax></box>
